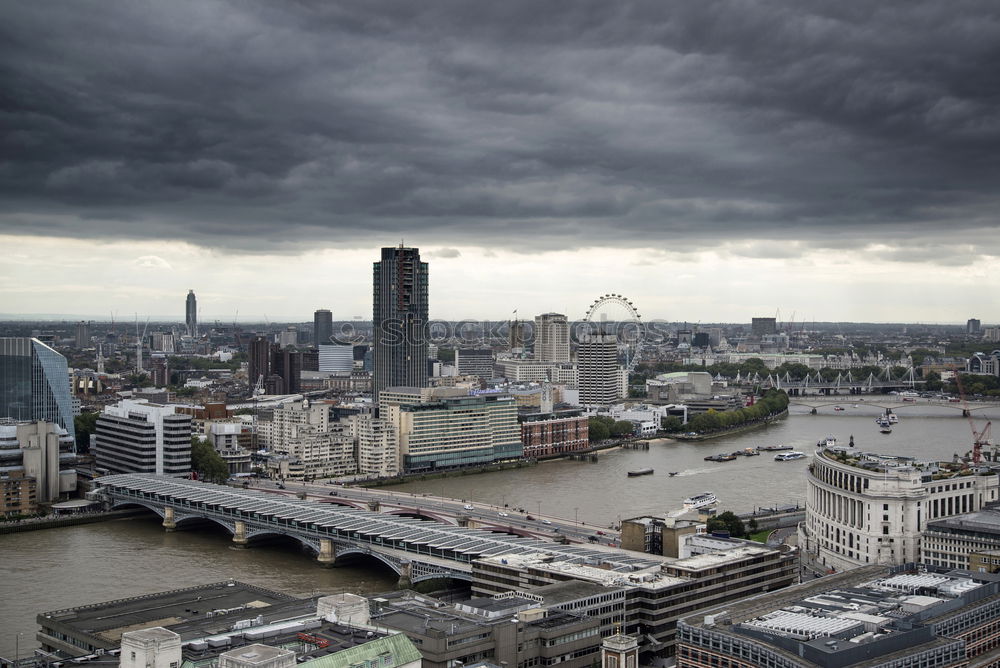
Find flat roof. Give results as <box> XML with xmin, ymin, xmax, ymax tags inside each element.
<box><xmin>39</xmin><ymin>581</ymin><xmax>298</xmax><ymax>645</ymax></box>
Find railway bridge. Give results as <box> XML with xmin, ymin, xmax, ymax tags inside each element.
<box><xmin>90</xmin><ymin>474</ymin><xmax>658</xmax><ymax>587</ymax></box>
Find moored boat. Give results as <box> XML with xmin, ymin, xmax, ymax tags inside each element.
<box><xmin>759</xmin><ymin>444</ymin><xmax>793</xmax><ymax>452</ymax></box>
<box><xmin>628</xmin><ymin>467</ymin><xmax>654</xmax><ymax>477</ymax></box>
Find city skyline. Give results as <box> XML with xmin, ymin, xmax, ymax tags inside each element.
<box><xmin>2</xmin><ymin>3</ymin><xmax>999</xmax><ymax>322</ymax></box>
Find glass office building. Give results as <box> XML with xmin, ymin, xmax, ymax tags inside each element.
<box><xmin>0</xmin><ymin>337</ymin><xmax>76</xmax><ymax>443</ymax></box>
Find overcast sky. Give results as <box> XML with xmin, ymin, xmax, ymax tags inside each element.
<box><xmin>2</xmin><ymin>1</ymin><xmax>998</xmax><ymax>323</ymax></box>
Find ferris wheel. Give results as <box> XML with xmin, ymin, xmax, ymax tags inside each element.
<box><xmin>583</xmin><ymin>293</ymin><xmax>647</xmax><ymax>373</ymax></box>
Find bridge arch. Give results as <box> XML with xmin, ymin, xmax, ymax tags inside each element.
<box><xmin>109</xmin><ymin>501</ymin><xmax>165</xmax><ymax>518</ymax></box>
<box><xmin>244</xmin><ymin>530</ymin><xmax>320</xmax><ymax>555</ymax></box>
<box><xmin>330</xmin><ymin>546</ymin><xmax>403</xmax><ymax>575</ymax></box>
<box><xmin>173</xmin><ymin>514</ymin><xmax>235</xmax><ymax>535</ymax></box>
<box><xmin>384</xmin><ymin>509</ymin><xmax>459</xmax><ymax>525</ymax></box>
<box><xmin>318</xmin><ymin>498</ymin><xmax>366</xmax><ymax>510</ymax></box>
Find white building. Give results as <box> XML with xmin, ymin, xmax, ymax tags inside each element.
<box><xmin>534</xmin><ymin>313</ymin><xmax>570</xmax><ymax>363</ymax></box>
<box><xmin>351</xmin><ymin>414</ymin><xmax>398</xmax><ymax>478</ymax></box>
<box><xmin>95</xmin><ymin>399</ymin><xmax>191</xmax><ymax>475</ymax></box>
<box><xmin>799</xmin><ymin>447</ymin><xmax>1000</xmax><ymax>572</ymax></box>
<box><xmin>318</xmin><ymin>344</ymin><xmax>355</xmax><ymax>373</ymax></box>
<box><xmin>264</xmin><ymin>400</ymin><xmax>355</xmax><ymax>479</ymax></box>
<box><xmin>497</xmin><ymin>359</ymin><xmax>577</xmax><ymax>386</ymax></box>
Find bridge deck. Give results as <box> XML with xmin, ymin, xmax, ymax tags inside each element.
<box><xmin>96</xmin><ymin>474</ymin><xmax>661</xmax><ymax>572</ymax></box>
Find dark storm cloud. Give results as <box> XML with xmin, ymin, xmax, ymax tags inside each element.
<box><xmin>2</xmin><ymin>0</ymin><xmax>999</xmax><ymax>253</ymax></box>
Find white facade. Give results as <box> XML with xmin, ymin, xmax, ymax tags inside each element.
<box><xmin>534</xmin><ymin>313</ymin><xmax>570</xmax><ymax>363</ymax></box>
<box><xmin>265</xmin><ymin>400</ymin><xmax>356</xmax><ymax>479</ymax></box>
<box><xmin>318</xmin><ymin>344</ymin><xmax>354</xmax><ymax>373</ymax></box>
<box><xmin>95</xmin><ymin>399</ymin><xmax>191</xmax><ymax>475</ymax></box>
<box><xmin>351</xmin><ymin>414</ymin><xmax>398</xmax><ymax>477</ymax></box>
<box><xmin>799</xmin><ymin>448</ymin><xmax>1000</xmax><ymax>572</ymax></box>
<box><xmin>497</xmin><ymin>359</ymin><xmax>577</xmax><ymax>386</ymax></box>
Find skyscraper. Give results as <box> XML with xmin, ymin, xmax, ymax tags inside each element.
<box><xmin>314</xmin><ymin>309</ymin><xmax>333</xmax><ymax>348</ymax></box>
<box><xmin>373</xmin><ymin>246</ymin><xmax>428</xmax><ymax>401</ymax></box>
<box><xmin>248</xmin><ymin>335</ymin><xmax>270</xmax><ymax>392</ymax></box>
<box><xmin>578</xmin><ymin>333</ymin><xmax>623</xmax><ymax>405</ymax></box>
<box><xmin>534</xmin><ymin>313</ymin><xmax>570</xmax><ymax>362</ymax></box>
<box><xmin>0</xmin><ymin>337</ymin><xmax>76</xmax><ymax>442</ymax></box>
<box><xmin>185</xmin><ymin>290</ymin><xmax>198</xmax><ymax>337</ymax></box>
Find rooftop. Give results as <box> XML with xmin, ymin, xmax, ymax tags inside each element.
<box><xmin>682</xmin><ymin>565</ymin><xmax>1000</xmax><ymax>668</ymax></box>
<box><xmin>39</xmin><ymin>581</ymin><xmax>299</xmax><ymax>646</ymax></box>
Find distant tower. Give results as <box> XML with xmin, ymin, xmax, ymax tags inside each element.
<box><xmin>185</xmin><ymin>290</ymin><xmax>197</xmax><ymax>337</ymax></box>
<box><xmin>373</xmin><ymin>245</ymin><xmax>428</xmax><ymax>402</ymax></box>
<box><xmin>248</xmin><ymin>335</ymin><xmax>270</xmax><ymax>392</ymax></box>
<box><xmin>314</xmin><ymin>309</ymin><xmax>333</xmax><ymax>348</ymax></box>
<box><xmin>534</xmin><ymin>313</ymin><xmax>570</xmax><ymax>362</ymax></box>
<box><xmin>75</xmin><ymin>320</ymin><xmax>91</xmax><ymax>349</ymax></box>
<box><xmin>968</xmin><ymin>318</ymin><xmax>982</xmax><ymax>336</ymax></box>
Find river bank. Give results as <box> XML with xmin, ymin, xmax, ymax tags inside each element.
<box><xmin>0</xmin><ymin>509</ymin><xmax>147</xmax><ymax>535</ymax></box>
<box><xmin>361</xmin><ymin>458</ymin><xmax>538</xmax><ymax>488</ymax></box>
<box><xmin>669</xmin><ymin>409</ymin><xmax>789</xmax><ymax>441</ymax></box>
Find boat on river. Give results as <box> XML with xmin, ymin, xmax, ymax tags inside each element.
<box><xmin>704</xmin><ymin>453</ymin><xmax>737</xmax><ymax>462</ymax></box>
<box><xmin>683</xmin><ymin>491</ymin><xmax>718</xmax><ymax>509</ymax></box>
<box><xmin>775</xmin><ymin>451</ymin><xmax>806</xmax><ymax>461</ymax></box>
<box><xmin>627</xmin><ymin>468</ymin><xmax>654</xmax><ymax>477</ymax></box>
<box><xmin>760</xmin><ymin>444</ymin><xmax>793</xmax><ymax>452</ymax></box>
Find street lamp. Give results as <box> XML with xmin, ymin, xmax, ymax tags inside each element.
<box><xmin>14</xmin><ymin>632</ymin><xmax>24</xmax><ymax>665</ymax></box>
<box><xmin>574</xmin><ymin>507</ymin><xmax>579</xmax><ymax>525</ymax></box>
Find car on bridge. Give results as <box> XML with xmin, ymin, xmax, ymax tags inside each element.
<box><xmin>498</xmin><ymin>511</ymin><xmax>509</xmax><ymax>517</ymax></box>
<box><xmin>541</xmin><ymin>519</ymin><xmax>552</xmax><ymax>525</ymax></box>
<box><xmin>463</xmin><ymin>504</ymin><xmax>474</xmax><ymax>510</ymax></box>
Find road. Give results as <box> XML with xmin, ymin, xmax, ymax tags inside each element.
<box><xmin>240</xmin><ymin>478</ymin><xmax>622</xmax><ymax>547</ymax></box>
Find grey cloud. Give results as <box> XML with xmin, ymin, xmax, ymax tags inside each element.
<box><xmin>1</xmin><ymin>1</ymin><xmax>1000</xmax><ymax>254</ymax></box>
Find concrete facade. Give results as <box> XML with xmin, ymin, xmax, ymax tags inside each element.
<box><xmin>95</xmin><ymin>400</ymin><xmax>191</xmax><ymax>476</ymax></box>
<box><xmin>799</xmin><ymin>447</ymin><xmax>1000</xmax><ymax>572</ymax></box>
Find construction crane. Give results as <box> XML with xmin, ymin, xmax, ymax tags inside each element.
<box><xmin>954</xmin><ymin>368</ymin><xmax>993</xmax><ymax>465</ymax></box>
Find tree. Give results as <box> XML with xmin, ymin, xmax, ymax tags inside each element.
<box><xmin>611</xmin><ymin>420</ymin><xmax>636</xmax><ymax>437</ymax></box>
<box><xmin>588</xmin><ymin>417</ymin><xmax>610</xmax><ymax>441</ymax></box>
<box><xmin>661</xmin><ymin>416</ymin><xmax>683</xmax><ymax>432</ymax></box>
<box><xmin>706</xmin><ymin>511</ymin><xmax>746</xmax><ymax>538</ymax></box>
<box><xmin>190</xmin><ymin>437</ymin><xmax>230</xmax><ymax>483</ymax></box>
<box><xmin>74</xmin><ymin>411</ymin><xmax>100</xmax><ymax>453</ymax></box>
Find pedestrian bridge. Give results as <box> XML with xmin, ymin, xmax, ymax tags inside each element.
<box><xmin>91</xmin><ymin>474</ymin><xmax>659</xmax><ymax>586</ymax></box>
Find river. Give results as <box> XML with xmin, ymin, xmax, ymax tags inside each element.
<box><xmin>1</xmin><ymin>404</ymin><xmax>996</xmax><ymax>659</ymax></box>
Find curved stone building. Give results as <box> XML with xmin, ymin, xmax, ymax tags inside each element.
<box><xmin>799</xmin><ymin>447</ymin><xmax>999</xmax><ymax>573</ymax></box>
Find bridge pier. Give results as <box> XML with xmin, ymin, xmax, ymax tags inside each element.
<box><xmin>317</xmin><ymin>538</ymin><xmax>337</xmax><ymax>568</ymax></box>
<box><xmin>397</xmin><ymin>560</ymin><xmax>412</xmax><ymax>589</ymax></box>
<box><xmin>964</xmin><ymin>409</ymin><xmax>971</xmax><ymax>418</ymax></box>
<box><xmin>233</xmin><ymin>520</ymin><xmax>248</xmax><ymax>548</ymax></box>
<box><xmin>162</xmin><ymin>506</ymin><xmax>176</xmax><ymax>532</ymax></box>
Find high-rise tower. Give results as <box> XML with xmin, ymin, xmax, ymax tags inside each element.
<box><xmin>578</xmin><ymin>333</ymin><xmax>623</xmax><ymax>405</ymax></box>
<box><xmin>314</xmin><ymin>309</ymin><xmax>333</xmax><ymax>348</ymax></box>
<box><xmin>534</xmin><ymin>313</ymin><xmax>570</xmax><ymax>362</ymax></box>
<box><xmin>0</xmin><ymin>337</ymin><xmax>76</xmax><ymax>441</ymax></box>
<box><xmin>185</xmin><ymin>290</ymin><xmax>198</xmax><ymax>337</ymax></box>
<box><xmin>373</xmin><ymin>245</ymin><xmax>428</xmax><ymax>402</ymax></box>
